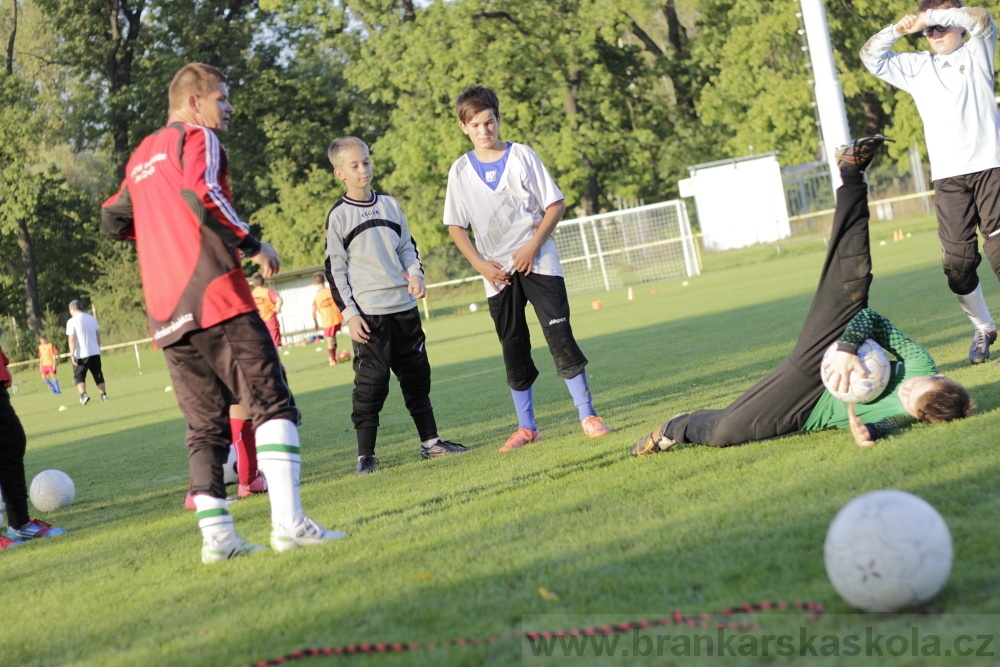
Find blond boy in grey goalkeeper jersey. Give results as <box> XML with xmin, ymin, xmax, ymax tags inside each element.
<box><xmin>324</xmin><ymin>137</ymin><xmax>467</xmax><ymax>474</ymax></box>
<box><xmin>861</xmin><ymin>0</ymin><xmax>1000</xmax><ymax>366</ymax></box>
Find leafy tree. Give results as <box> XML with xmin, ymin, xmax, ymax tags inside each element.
<box><xmin>1</xmin><ymin>3</ymin><xmax>99</xmax><ymax>342</ymax></box>
<box><xmin>334</xmin><ymin>0</ymin><xmax>707</xmax><ymax>253</ymax></box>
<box><xmin>238</xmin><ymin>44</ymin><xmax>358</xmax><ymax>264</ymax></box>
<box><xmin>692</xmin><ymin>0</ymin><xmax>818</xmax><ymax>165</ymax></box>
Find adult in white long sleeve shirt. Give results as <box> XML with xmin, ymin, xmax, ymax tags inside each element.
<box><xmin>861</xmin><ymin>1</ymin><xmax>1000</xmax><ymax>366</ymax></box>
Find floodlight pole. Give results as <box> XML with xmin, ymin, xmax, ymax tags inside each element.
<box><xmin>799</xmin><ymin>0</ymin><xmax>852</xmax><ymax>193</ymax></box>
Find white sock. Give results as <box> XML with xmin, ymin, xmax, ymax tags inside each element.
<box><xmin>193</xmin><ymin>495</ymin><xmax>236</xmax><ymax>539</ymax></box>
<box><xmin>956</xmin><ymin>284</ymin><xmax>995</xmax><ymax>331</ymax></box>
<box><xmin>255</xmin><ymin>419</ymin><xmax>303</xmax><ymax>529</ymax></box>
<box><xmin>421</xmin><ymin>437</ymin><xmax>441</xmax><ymax>447</ymax></box>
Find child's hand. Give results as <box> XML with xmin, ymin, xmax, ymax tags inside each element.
<box><xmin>895</xmin><ymin>14</ymin><xmax>922</xmax><ymax>34</ymax></box>
<box><xmin>847</xmin><ymin>404</ymin><xmax>876</xmax><ymax>448</ymax></box>
<box><xmin>822</xmin><ymin>349</ymin><xmax>867</xmax><ymax>394</ymax></box>
<box><xmin>348</xmin><ymin>315</ymin><xmax>371</xmax><ymax>344</ymax></box>
<box><xmin>475</xmin><ymin>258</ymin><xmax>511</xmax><ymax>287</ymax></box>
<box><xmin>511</xmin><ymin>241</ymin><xmax>540</xmax><ymax>275</ymax></box>
<box><xmin>408</xmin><ymin>275</ymin><xmax>426</xmax><ymax>299</ymax></box>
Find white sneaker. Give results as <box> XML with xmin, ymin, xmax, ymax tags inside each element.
<box><xmin>270</xmin><ymin>515</ymin><xmax>346</xmax><ymax>553</ymax></box>
<box><xmin>201</xmin><ymin>532</ymin><xmax>265</xmax><ymax>564</ymax></box>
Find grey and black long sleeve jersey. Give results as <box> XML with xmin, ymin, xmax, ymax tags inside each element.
<box><xmin>324</xmin><ymin>192</ymin><xmax>423</xmax><ymax>322</ymax></box>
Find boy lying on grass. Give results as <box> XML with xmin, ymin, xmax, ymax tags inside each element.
<box><xmin>632</xmin><ymin>136</ymin><xmax>974</xmax><ymax>456</ymax></box>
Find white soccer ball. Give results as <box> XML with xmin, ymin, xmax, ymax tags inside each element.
<box><xmin>29</xmin><ymin>470</ymin><xmax>75</xmax><ymax>513</ymax></box>
<box><xmin>824</xmin><ymin>490</ymin><xmax>952</xmax><ymax>612</ymax></box>
<box><xmin>821</xmin><ymin>338</ymin><xmax>890</xmax><ymax>404</ymax></box>
<box><xmin>223</xmin><ymin>445</ymin><xmax>238</xmax><ymax>486</ymax></box>
<box><xmin>469</xmin><ymin>302</ymin><xmax>478</xmax><ymax>312</ymax></box>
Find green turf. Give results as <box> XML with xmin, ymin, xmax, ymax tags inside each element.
<box><xmin>4</xmin><ymin>217</ymin><xmax>998</xmax><ymax>666</ymax></box>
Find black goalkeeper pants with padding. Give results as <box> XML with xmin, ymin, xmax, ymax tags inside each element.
<box><xmin>351</xmin><ymin>307</ymin><xmax>437</xmax><ymax>456</ymax></box>
<box><xmin>933</xmin><ymin>168</ymin><xmax>1000</xmax><ymax>296</ymax></box>
<box><xmin>664</xmin><ymin>173</ymin><xmax>872</xmax><ymax>446</ymax></box>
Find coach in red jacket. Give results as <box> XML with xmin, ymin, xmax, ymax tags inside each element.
<box><xmin>101</xmin><ymin>63</ymin><xmax>342</xmax><ymax>563</ymax></box>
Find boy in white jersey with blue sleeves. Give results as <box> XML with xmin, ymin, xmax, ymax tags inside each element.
<box><xmin>862</xmin><ymin>1</ymin><xmax>1000</xmax><ymax>365</ymax></box>
<box><xmin>443</xmin><ymin>85</ymin><xmax>611</xmax><ymax>452</ymax></box>
<box><xmin>325</xmin><ymin>136</ymin><xmax>468</xmax><ymax>474</ymax></box>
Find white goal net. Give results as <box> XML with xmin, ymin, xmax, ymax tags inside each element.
<box><xmin>550</xmin><ymin>199</ymin><xmax>700</xmax><ymax>295</ymax></box>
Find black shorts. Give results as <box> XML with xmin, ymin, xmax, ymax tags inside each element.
<box><xmin>163</xmin><ymin>312</ymin><xmax>299</xmax><ymax>447</ymax></box>
<box><xmin>72</xmin><ymin>355</ymin><xmax>104</xmax><ymax>385</ymax></box>
<box><xmin>487</xmin><ymin>272</ymin><xmax>588</xmax><ymax>390</ymax></box>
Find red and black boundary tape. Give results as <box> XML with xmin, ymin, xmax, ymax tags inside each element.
<box><xmin>244</xmin><ymin>600</ymin><xmax>825</xmax><ymax>666</ymax></box>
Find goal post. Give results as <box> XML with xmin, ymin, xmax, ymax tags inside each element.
<box><xmin>549</xmin><ymin>199</ymin><xmax>701</xmax><ymax>295</ymax></box>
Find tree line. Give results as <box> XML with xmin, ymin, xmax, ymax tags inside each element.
<box><xmin>2</xmin><ymin>0</ymin><xmax>994</xmax><ymax>359</ymax></box>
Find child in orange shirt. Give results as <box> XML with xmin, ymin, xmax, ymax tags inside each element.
<box><xmin>311</xmin><ymin>273</ymin><xmax>345</xmax><ymax>365</ymax></box>
<box><xmin>251</xmin><ymin>273</ymin><xmax>283</xmax><ymax>347</ymax></box>
<box><xmin>37</xmin><ymin>335</ymin><xmax>61</xmax><ymax>394</ymax></box>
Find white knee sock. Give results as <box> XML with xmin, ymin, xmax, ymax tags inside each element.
<box><xmin>255</xmin><ymin>419</ymin><xmax>303</xmax><ymax>529</ymax></box>
<box><xmin>194</xmin><ymin>495</ymin><xmax>236</xmax><ymax>539</ymax></box>
<box><xmin>957</xmin><ymin>284</ymin><xmax>995</xmax><ymax>331</ymax></box>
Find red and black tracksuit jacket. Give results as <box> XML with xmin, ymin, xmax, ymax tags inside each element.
<box><xmin>101</xmin><ymin>122</ymin><xmax>261</xmax><ymax>347</ymax></box>
<box><xmin>0</xmin><ymin>347</ymin><xmax>11</xmax><ymax>387</ymax></box>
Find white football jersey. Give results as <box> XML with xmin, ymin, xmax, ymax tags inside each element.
<box><xmin>443</xmin><ymin>143</ymin><xmax>564</xmax><ymax>297</ymax></box>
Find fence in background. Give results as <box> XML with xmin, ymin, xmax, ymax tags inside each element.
<box><xmin>782</xmin><ymin>143</ymin><xmax>934</xmax><ymax>223</ymax></box>
<box><xmin>422</xmin><ymin>199</ymin><xmax>701</xmax><ymax>317</ymax></box>
<box><xmin>4</xmin><ymin>187</ymin><xmax>934</xmax><ymax>382</ymax></box>
<box><xmin>255</xmin><ymin>199</ymin><xmax>701</xmax><ymax>325</ymax></box>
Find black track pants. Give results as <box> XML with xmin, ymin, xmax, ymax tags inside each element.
<box><xmin>0</xmin><ymin>387</ymin><xmax>29</xmax><ymax>528</ymax></box>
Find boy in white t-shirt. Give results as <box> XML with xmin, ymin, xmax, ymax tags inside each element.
<box><xmin>444</xmin><ymin>85</ymin><xmax>611</xmax><ymax>451</ymax></box>
<box><xmin>861</xmin><ymin>1</ymin><xmax>1000</xmax><ymax>365</ymax></box>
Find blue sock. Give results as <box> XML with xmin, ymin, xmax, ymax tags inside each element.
<box><xmin>511</xmin><ymin>387</ymin><xmax>537</xmax><ymax>431</ymax></box>
<box><xmin>44</xmin><ymin>379</ymin><xmax>55</xmax><ymax>392</ymax></box>
<box><xmin>564</xmin><ymin>373</ymin><xmax>597</xmax><ymax>420</ymax></box>
<box><xmin>53</xmin><ymin>379</ymin><xmax>60</xmax><ymax>393</ymax></box>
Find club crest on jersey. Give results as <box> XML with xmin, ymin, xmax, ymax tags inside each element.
<box><xmin>485</xmin><ymin>170</ymin><xmax>498</xmax><ymax>183</ymax></box>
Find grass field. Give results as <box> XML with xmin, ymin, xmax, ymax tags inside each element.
<box><xmin>4</xmin><ymin>215</ymin><xmax>999</xmax><ymax>666</ymax></box>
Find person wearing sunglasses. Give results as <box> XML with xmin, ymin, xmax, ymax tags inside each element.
<box><xmin>861</xmin><ymin>2</ymin><xmax>1000</xmax><ymax>368</ymax></box>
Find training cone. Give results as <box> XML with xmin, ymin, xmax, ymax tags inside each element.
<box><xmin>627</xmin><ymin>287</ymin><xmax>635</xmax><ymax>301</ymax></box>
<box><xmin>591</xmin><ymin>300</ymin><xmax>603</xmax><ymax>310</ymax></box>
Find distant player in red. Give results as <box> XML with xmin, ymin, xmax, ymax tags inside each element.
<box><xmin>252</xmin><ymin>273</ymin><xmax>283</xmax><ymax>347</ymax></box>
<box><xmin>37</xmin><ymin>336</ymin><xmax>61</xmax><ymax>395</ymax></box>
<box><xmin>101</xmin><ymin>62</ymin><xmax>343</xmax><ymax>563</ymax></box>
<box><xmin>311</xmin><ymin>273</ymin><xmax>343</xmax><ymax>365</ymax></box>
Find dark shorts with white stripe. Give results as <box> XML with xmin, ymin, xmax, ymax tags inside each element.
<box><xmin>933</xmin><ymin>167</ymin><xmax>1000</xmax><ymax>295</ymax></box>
<box><xmin>163</xmin><ymin>311</ymin><xmax>299</xmax><ymax>496</ymax></box>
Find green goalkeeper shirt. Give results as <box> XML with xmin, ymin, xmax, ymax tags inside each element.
<box><xmin>801</xmin><ymin>308</ymin><xmax>937</xmax><ymax>439</ymax></box>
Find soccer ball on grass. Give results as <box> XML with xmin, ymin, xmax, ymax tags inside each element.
<box><xmin>223</xmin><ymin>446</ymin><xmax>238</xmax><ymax>486</ymax></box>
<box><xmin>824</xmin><ymin>490</ymin><xmax>952</xmax><ymax>612</ymax></box>
<box><xmin>820</xmin><ymin>338</ymin><xmax>890</xmax><ymax>404</ymax></box>
<box><xmin>338</xmin><ymin>350</ymin><xmax>351</xmax><ymax>362</ymax></box>
<box><xmin>29</xmin><ymin>470</ymin><xmax>75</xmax><ymax>512</ymax></box>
